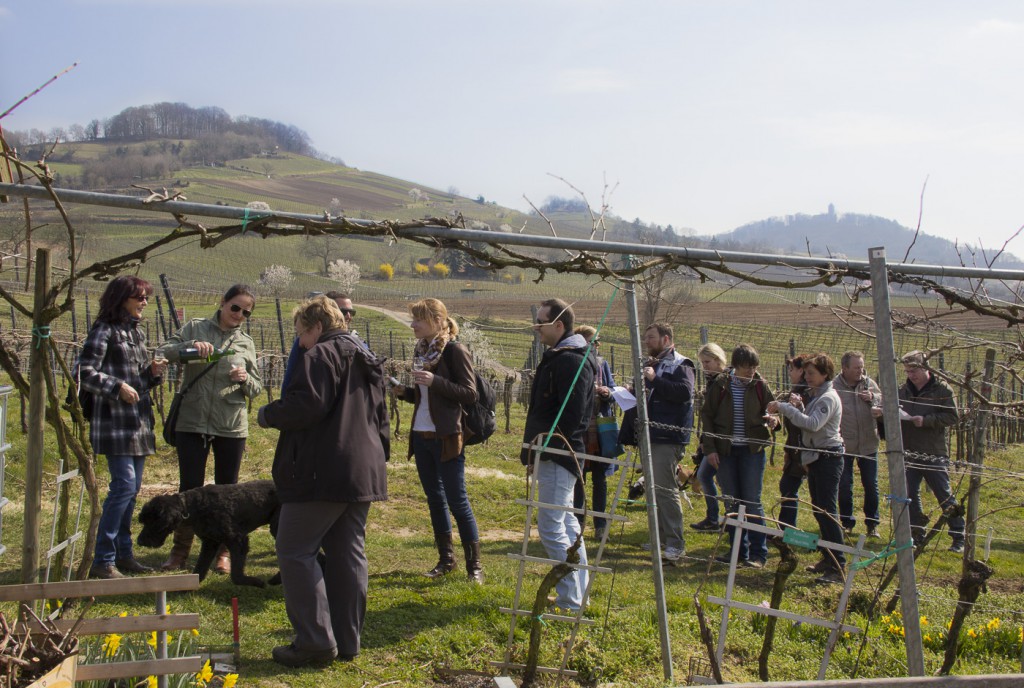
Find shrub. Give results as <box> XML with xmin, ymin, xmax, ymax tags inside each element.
<box><xmin>328</xmin><ymin>258</ymin><xmax>360</xmax><ymax>293</ymax></box>
<box><xmin>414</xmin><ymin>263</ymin><xmax>430</xmax><ymax>277</ymax></box>
<box><xmin>431</xmin><ymin>262</ymin><xmax>450</xmax><ymax>279</ymax></box>
<box><xmin>378</xmin><ymin>263</ymin><xmax>394</xmax><ymax>280</ymax></box>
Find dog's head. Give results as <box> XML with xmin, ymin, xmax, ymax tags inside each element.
<box><xmin>137</xmin><ymin>493</ymin><xmax>188</xmax><ymax>548</ymax></box>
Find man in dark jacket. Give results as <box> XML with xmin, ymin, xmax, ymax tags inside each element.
<box><xmin>639</xmin><ymin>323</ymin><xmax>695</xmax><ymax>565</ymax></box>
<box><xmin>899</xmin><ymin>351</ymin><xmax>964</xmax><ymax>552</ymax></box>
<box><xmin>258</xmin><ymin>296</ymin><xmax>389</xmax><ymax>667</ymax></box>
<box><xmin>520</xmin><ymin>298</ymin><xmax>596</xmax><ymax>611</ymax></box>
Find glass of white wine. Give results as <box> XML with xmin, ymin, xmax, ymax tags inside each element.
<box><xmin>153</xmin><ymin>350</ymin><xmax>167</xmax><ymax>365</ymax></box>
<box><xmin>412</xmin><ymin>358</ymin><xmax>424</xmax><ymax>372</ymax></box>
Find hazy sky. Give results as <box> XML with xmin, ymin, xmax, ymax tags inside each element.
<box><xmin>3</xmin><ymin>1</ymin><xmax>1023</xmax><ymax>254</ymax></box>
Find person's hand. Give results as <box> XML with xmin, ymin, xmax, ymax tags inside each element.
<box><xmin>766</xmin><ymin>400</ymin><xmax>780</xmax><ymax>413</ymax></box>
<box><xmin>912</xmin><ymin>415</ymin><xmax>924</xmax><ymax>427</ymax></box>
<box><xmin>229</xmin><ymin>364</ymin><xmax>247</xmax><ymax>383</ymax></box>
<box><xmin>871</xmin><ymin>407</ymin><xmax>883</xmax><ymax>419</ymax></box>
<box><xmin>857</xmin><ymin>389</ymin><xmax>873</xmax><ymax>402</ymax></box>
<box><xmin>789</xmin><ymin>393</ymin><xmax>804</xmax><ymax>409</ymax></box>
<box><xmin>643</xmin><ymin>366</ymin><xmax>655</xmax><ymax>382</ymax></box>
<box><xmin>150</xmin><ymin>360</ymin><xmax>168</xmax><ymax>377</ymax></box>
<box><xmin>706</xmin><ymin>452</ymin><xmax>720</xmax><ymax>469</ymax></box>
<box><xmin>411</xmin><ymin>370</ymin><xmax>434</xmax><ymax>387</ymax></box>
<box><xmin>193</xmin><ymin>341</ymin><xmax>215</xmax><ymax>357</ymax></box>
<box><xmin>596</xmin><ymin>385</ymin><xmax>611</xmax><ymax>398</ymax></box>
<box><xmin>118</xmin><ymin>383</ymin><xmax>139</xmax><ymax>404</ymax></box>
<box><xmin>765</xmin><ymin>415</ymin><xmax>780</xmax><ymax>430</ymax></box>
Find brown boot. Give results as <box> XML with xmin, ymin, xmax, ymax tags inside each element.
<box><xmin>463</xmin><ymin>540</ymin><xmax>484</xmax><ymax>585</ymax></box>
<box><xmin>425</xmin><ymin>532</ymin><xmax>456</xmax><ymax>578</ymax></box>
<box><xmin>161</xmin><ymin>524</ymin><xmax>193</xmax><ymax>572</ymax></box>
<box><xmin>214</xmin><ymin>545</ymin><xmax>231</xmax><ymax>574</ymax></box>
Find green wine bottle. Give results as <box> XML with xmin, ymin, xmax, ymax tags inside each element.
<box><xmin>179</xmin><ymin>346</ymin><xmax>236</xmax><ymax>363</ymax></box>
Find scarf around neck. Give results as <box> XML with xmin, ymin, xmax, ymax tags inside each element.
<box><xmin>413</xmin><ymin>331</ymin><xmax>451</xmax><ymax>372</ymax></box>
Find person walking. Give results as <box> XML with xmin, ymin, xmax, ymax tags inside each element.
<box><xmin>691</xmin><ymin>343</ymin><xmax>728</xmax><ymax>532</ymax></box>
<box><xmin>520</xmin><ymin>298</ymin><xmax>596</xmax><ymax>612</ymax></box>
<box><xmin>258</xmin><ymin>295</ymin><xmax>389</xmax><ymax>667</ymax></box>
<box><xmin>898</xmin><ymin>351</ymin><xmax>964</xmax><ymax>553</ymax></box>
<box><xmin>157</xmin><ymin>284</ymin><xmax>263</xmax><ymax>574</ymax></box>
<box><xmin>393</xmin><ymin>298</ymin><xmax>484</xmax><ymax>583</ymax></box>
<box><xmin>833</xmin><ymin>350</ymin><xmax>882</xmax><ymax>538</ymax></box>
<box><xmin>769</xmin><ymin>353</ymin><xmax>846</xmax><ymax>584</ymax></box>
<box><xmin>77</xmin><ymin>276</ymin><xmax>166</xmax><ymax>579</ymax></box>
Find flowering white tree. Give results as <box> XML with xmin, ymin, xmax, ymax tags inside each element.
<box><xmin>259</xmin><ymin>264</ymin><xmax>293</xmax><ymax>296</ymax></box>
<box><xmin>328</xmin><ymin>258</ymin><xmax>360</xmax><ymax>293</ymax></box>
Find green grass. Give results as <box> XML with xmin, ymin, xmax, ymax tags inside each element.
<box><xmin>0</xmin><ymin>391</ymin><xmax>1022</xmax><ymax>686</ymax></box>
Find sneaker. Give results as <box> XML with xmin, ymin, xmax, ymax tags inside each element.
<box><xmin>805</xmin><ymin>558</ymin><xmax>832</xmax><ymax>574</ymax></box>
<box><xmin>815</xmin><ymin>569</ymin><xmax>844</xmax><ymax>585</ymax></box>
<box><xmin>662</xmin><ymin>546</ymin><xmax>685</xmax><ymax>566</ymax></box>
<box><xmin>593</xmin><ymin>526</ymin><xmax>607</xmax><ymax>541</ymax></box>
<box><xmin>115</xmin><ymin>557</ymin><xmax>153</xmax><ymax>575</ymax></box>
<box><xmin>949</xmin><ymin>541</ymin><xmax>965</xmax><ymax>554</ymax></box>
<box><xmin>843</xmin><ymin>526</ymin><xmax>855</xmax><ymax>538</ymax></box>
<box><xmin>742</xmin><ymin>558</ymin><xmax>765</xmax><ymax>570</ymax></box>
<box><xmin>272</xmin><ymin>643</ymin><xmax>338</xmax><ymax>668</ymax></box>
<box><xmin>640</xmin><ymin>542</ymin><xmax>652</xmax><ymax>551</ymax></box>
<box><xmin>866</xmin><ymin>526</ymin><xmax>881</xmax><ymax>539</ymax></box>
<box><xmin>690</xmin><ymin>518</ymin><xmax>719</xmax><ymax>532</ymax></box>
<box><xmin>89</xmin><ymin>563</ymin><xmax>124</xmax><ymax>580</ymax></box>
<box><xmin>713</xmin><ymin>554</ymin><xmax>743</xmax><ymax>566</ymax></box>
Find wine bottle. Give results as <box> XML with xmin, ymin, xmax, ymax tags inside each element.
<box><xmin>179</xmin><ymin>346</ymin><xmax>236</xmax><ymax>363</ymax></box>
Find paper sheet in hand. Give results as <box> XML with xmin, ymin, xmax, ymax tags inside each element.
<box><xmin>611</xmin><ymin>386</ymin><xmax>636</xmax><ymax>411</ymax></box>
<box><xmin>899</xmin><ymin>407</ymin><xmax>913</xmax><ymax>420</ymax></box>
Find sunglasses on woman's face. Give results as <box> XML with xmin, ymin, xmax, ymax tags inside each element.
<box><xmin>229</xmin><ymin>304</ymin><xmax>252</xmax><ymax>318</ymax></box>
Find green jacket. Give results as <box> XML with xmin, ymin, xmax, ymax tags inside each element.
<box><xmin>898</xmin><ymin>374</ymin><xmax>957</xmax><ymax>460</ymax></box>
<box><xmin>159</xmin><ymin>313</ymin><xmax>263</xmax><ymax>438</ymax></box>
<box><xmin>700</xmin><ymin>370</ymin><xmax>774</xmax><ymax>457</ymax></box>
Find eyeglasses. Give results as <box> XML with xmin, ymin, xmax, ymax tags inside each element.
<box><xmin>130</xmin><ymin>294</ymin><xmax>148</xmax><ymax>302</ymax></box>
<box><xmin>340</xmin><ymin>308</ymin><xmax>356</xmax><ymax>317</ymax></box>
<box><xmin>229</xmin><ymin>304</ymin><xmax>253</xmax><ymax>318</ymax></box>
<box><xmin>534</xmin><ymin>319</ymin><xmax>555</xmax><ymax>327</ymax></box>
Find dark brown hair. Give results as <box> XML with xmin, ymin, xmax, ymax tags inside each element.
<box><xmin>539</xmin><ymin>298</ymin><xmax>574</xmax><ymax>333</ymax></box>
<box><xmin>97</xmin><ymin>276</ymin><xmax>153</xmax><ymax>324</ymax></box>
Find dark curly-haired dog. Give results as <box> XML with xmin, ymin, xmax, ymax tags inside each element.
<box><xmin>137</xmin><ymin>480</ymin><xmax>279</xmax><ymax>588</ymax></box>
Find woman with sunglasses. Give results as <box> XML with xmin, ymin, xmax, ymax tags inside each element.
<box><xmin>157</xmin><ymin>284</ymin><xmax>263</xmax><ymax>573</ymax></box>
<box><xmin>77</xmin><ymin>276</ymin><xmax>167</xmax><ymax>578</ymax></box>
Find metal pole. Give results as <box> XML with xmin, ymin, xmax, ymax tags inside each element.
<box><xmin>868</xmin><ymin>246</ymin><xmax>924</xmax><ymax>675</ymax></box>
<box><xmin>624</xmin><ymin>276</ymin><xmax>673</xmax><ymax>683</ymax></box>
<box><xmin>159</xmin><ymin>274</ymin><xmax>181</xmax><ymax>331</ymax></box>
<box><xmin>22</xmin><ymin>248</ymin><xmax>50</xmax><ymax>583</ymax></box>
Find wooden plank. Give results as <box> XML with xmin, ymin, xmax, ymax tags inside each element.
<box><xmin>707</xmin><ymin>596</ymin><xmax>861</xmax><ymax>635</ymax></box>
<box><xmin>76</xmin><ymin>655</ymin><xmax>204</xmax><ymax>680</ymax></box>
<box><xmin>498</xmin><ymin>607</ymin><xmax>597</xmax><ymax>626</ymax></box>
<box><xmin>521</xmin><ymin>442</ymin><xmax>631</xmax><ymax>468</ymax></box>
<box><xmin>513</xmin><ymin>498</ymin><xmax>629</xmax><ymax>523</ymax></box>
<box><xmin>488</xmin><ymin>661</ymin><xmax>578</xmax><ymax>678</ymax></box>
<box><xmin>21</xmin><ymin>613</ymin><xmax>200</xmax><ymax>636</ymax></box>
<box><xmin>725</xmin><ymin>675</ymin><xmax>1024</xmax><ymax>687</ymax></box>
<box><xmin>504</xmin><ymin>553</ymin><xmax>611</xmax><ymax>574</ymax></box>
<box><xmin>0</xmin><ymin>574</ymin><xmax>200</xmax><ymax>601</ymax></box>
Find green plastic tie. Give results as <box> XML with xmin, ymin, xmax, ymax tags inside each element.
<box><xmin>241</xmin><ymin>207</ymin><xmax>251</xmax><ymax>234</ymax></box>
<box><xmin>850</xmin><ymin>540</ymin><xmax>914</xmax><ymax>570</ymax></box>
<box><xmin>534</xmin><ymin>615</ymin><xmax>548</xmax><ymax>626</ymax></box>
<box><xmin>32</xmin><ymin>325</ymin><xmax>51</xmax><ymax>349</ymax></box>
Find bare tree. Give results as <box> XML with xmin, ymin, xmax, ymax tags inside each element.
<box><xmin>300</xmin><ymin>235</ymin><xmax>339</xmax><ymax>276</ymax></box>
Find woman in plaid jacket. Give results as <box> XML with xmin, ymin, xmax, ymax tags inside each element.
<box><xmin>77</xmin><ymin>276</ymin><xmax>166</xmax><ymax>579</ymax></box>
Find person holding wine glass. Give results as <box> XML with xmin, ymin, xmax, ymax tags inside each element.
<box><xmin>391</xmin><ymin>298</ymin><xmax>484</xmax><ymax>583</ymax></box>
<box><xmin>156</xmin><ymin>284</ymin><xmax>263</xmax><ymax>573</ymax></box>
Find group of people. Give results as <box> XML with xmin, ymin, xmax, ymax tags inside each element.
<box><xmin>72</xmin><ymin>280</ymin><xmax>964</xmax><ymax>666</ymax></box>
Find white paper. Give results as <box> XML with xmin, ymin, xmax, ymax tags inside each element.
<box><xmin>610</xmin><ymin>386</ymin><xmax>636</xmax><ymax>411</ymax></box>
<box><xmin>899</xmin><ymin>406</ymin><xmax>913</xmax><ymax>420</ymax></box>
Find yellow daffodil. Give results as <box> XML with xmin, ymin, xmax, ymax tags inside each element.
<box><xmin>147</xmin><ymin>632</ymin><xmax>158</xmax><ymax>650</ymax></box>
<box><xmin>102</xmin><ymin>633</ymin><xmax>123</xmax><ymax>657</ymax></box>
<box><xmin>968</xmin><ymin>628</ymin><xmax>977</xmax><ymax>638</ymax></box>
<box><xmin>222</xmin><ymin>674</ymin><xmax>239</xmax><ymax>688</ymax></box>
<box><xmin>191</xmin><ymin>628</ymin><xmax>200</xmax><ymax>637</ymax></box>
<box><xmin>924</xmin><ymin>634</ymin><xmax>932</xmax><ymax>642</ymax></box>
<box><xmin>146</xmin><ymin>676</ymin><xmax>158</xmax><ymax>688</ymax></box>
<box><xmin>119</xmin><ymin>611</ymin><xmax>129</xmax><ymax>618</ymax></box>
<box><xmin>987</xmin><ymin>618</ymin><xmax>1001</xmax><ymax>631</ymax></box>
<box><xmin>919</xmin><ymin>615</ymin><xmax>928</xmax><ymax>626</ymax></box>
<box><xmin>196</xmin><ymin>659</ymin><xmax>213</xmax><ymax>685</ymax></box>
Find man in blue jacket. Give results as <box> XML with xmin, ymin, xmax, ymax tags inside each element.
<box><xmin>520</xmin><ymin>298</ymin><xmax>596</xmax><ymax>611</ymax></box>
<box><xmin>640</xmin><ymin>323</ymin><xmax>696</xmax><ymax>565</ymax></box>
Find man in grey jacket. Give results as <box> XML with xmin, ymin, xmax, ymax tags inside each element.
<box><xmin>833</xmin><ymin>351</ymin><xmax>882</xmax><ymax>539</ymax></box>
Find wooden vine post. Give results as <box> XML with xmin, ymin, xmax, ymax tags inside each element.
<box><xmin>22</xmin><ymin>247</ymin><xmax>50</xmax><ymax>583</ymax></box>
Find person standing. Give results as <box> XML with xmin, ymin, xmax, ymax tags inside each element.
<box><xmin>282</xmin><ymin>291</ymin><xmax>359</xmax><ymax>391</ymax></box>
<box><xmin>258</xmin><ymin>295</ymin><xmax>389</xmax><ymax>666</ymax></box>
<box><xmin>833</xmin><ymin>350</ymin><xmax>882</xmax><ymax>538</ymax></box>
<box><xmin>572</xmin><ymin>325</ymin><xmax>616</xmax><ymax>540</ymax></box>
<box><xmin>691</xmin><ymin>343</ymin><xmax>728</xmax><ymax>532</ymax></box>
<box><xmin>393</xmin><ymin>298</ymin><xmax>484</xmax><ymax>583</ymax></box>
<box><xmin>157</xmin><ymin>284</ymin><xmax>263</xmax><ymax>574</ymax></box>
<box><xmin>520</xmin><ymin>298</ymin><xmax>596</xmax><ymax>612</ymax></box>
<box><xmin>637</xmin><ymin>324</ymin><xmax>696</xmax><ymax>565</ymax></box>
<box><xmin>777</xmin><ymin>354</ymin><xmax>811</xmax><ymax>531</ymax></box>
<box><xmin>702</xmin><ymin>344</ymin><xmax>776</xmax><ymax>569</ymax></box>
<box><xmin>77</xmin><ymin>276</ymin><xmax>166</xmax><ymax>579</ymax></box>
<box><xmin>899</xmin><ymin>351</ymin><xmax>964</xmax><ymax>553</ymax></box>
<box><xmin>769</xmin><ymin>353</ymin><xmax>845</xmax><ymax>584</ymax></box>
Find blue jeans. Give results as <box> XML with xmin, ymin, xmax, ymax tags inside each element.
<box><xmin>777</xmin><ymin>472</ymin><xmax>805</xmax><ymax>530</ymax></box>
<box><xmin>696</xmin><ymin>456</ymin><xmax>719</xmax><ymax>522</ymax></box>
<box><xmin>716</xmin><ymin>445</ymin><xmax>767</xmax><ymax>563</ymax></box>
<box><xmin>806</xmin><ymin>454</ymin><xmax>845</xmax><ymax>568</ymax></box>
<box><xmin>839</xmin><ymin>453</ymin><xmax>880</xmax><ymax>530</ymax></box>
<box><xmin>536</xmin><ymin>460</ymin><xmax>588</xmax><ymax>610</ymax></box>
<box><xmin>95</xmin><ymin>455</ymin><xmax>145</xmax><ymax>564</ymax></box>
<box><xmin>412</xmin><ymin>434</ymin><xmax>479</xmax><ymax>544</ymax></box>
<box><xmin>906</xmin><ymin>457</ymin><xmax>965</xmax><ymax>543</ymax></box>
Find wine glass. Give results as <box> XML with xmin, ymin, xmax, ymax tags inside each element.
<box><xmin>153</xmin><ymin>350</ymin><xmax>167</xmax><ymax>365</ymax></box>
<box><xmin>412</xmin><ymin>358</ymin><xmax>424</xmax><ymax>372</ymax></box>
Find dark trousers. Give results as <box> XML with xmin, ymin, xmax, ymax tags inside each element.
<box><xmin>574</xmin><ymin>465</ymin><xmax>608</xmax><ymax>531</ymax></box>
<box><xmin>412</xmin><ymin>434</ymin><xmax>479</xmax><ymax>543</ymax></box>
<box><xmin>175</xmin><ymin>432</ymin><xmax>246</xmax><ymax>491</ymax></box>
<box><xmin>906</xmin><ymin>458</ymin><xmax>965</xmax><ymax>543</ymax></box>
<box><xmin>839</xmin><ymin>452</ymin><xmax>880</xmax><ymax>530</ymax></box>
<box><xmin>806</xmin><ymin>454</ymin><xmax>845</xmax><ymax>569</ymax></box>
<box><xmin>778</xmin><ymin>472</ymin><xmax>805</xmax><ymax>530</ymax></box>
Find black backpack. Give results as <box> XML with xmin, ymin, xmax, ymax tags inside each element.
<box><xmin>443</xmin><ymin>344</ymin><xmax>497</xmax><ymax>446</ymax></box>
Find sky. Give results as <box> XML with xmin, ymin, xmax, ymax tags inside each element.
<box><xmin>2</xmin><ymin>0</ymin><xmax>1024</xmax><ymax>254</ymax></box>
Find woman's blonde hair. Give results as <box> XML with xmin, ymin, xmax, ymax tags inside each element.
<box><xmin>409</xmin><ymin>298</ymin><xmax>458</xmax><ymax>338</ymax></box>
<box><xmin>293</xmin><ymin>295</ymin><xmax>347</xmax><ymax>334</ymax></box>
<box><xmin>697</xmin><ymin>342</ymin><xmax>727</xmax><ymax>368</ymax></box>
<box><xmin>574</xmin><ymin>325</ymin><xmax>597</xmax><ymax>342</ymax></box>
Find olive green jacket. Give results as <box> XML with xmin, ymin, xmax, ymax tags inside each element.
<box><xmin>159</xmin><ymin>313</ymin><xmax>262</xmax><ymax>437</ymax></box>
<box><xmin>700</xmin><ymin>370</ymin><xmax>775</xmax><ymax>457</ymax></box>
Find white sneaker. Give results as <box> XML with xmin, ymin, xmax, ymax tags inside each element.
<box><xmin>662</xmin><ymin>546</ymin><xmax>685</xmax><ymax>565</ymax></box>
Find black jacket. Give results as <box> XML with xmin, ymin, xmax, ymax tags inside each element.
<box><xmin>643</xmin><ymin>348</ymin><xmax>696</xmax><ymax>445</ymax></box>
<box><xmin>520</xmin><ymin>333</ymin><xmax>597</xmax><ymax>477</ymax></box>
<box><xmin>262</xmin><ymin>330</ymin><xmax>389</xmax><ymax>504</ymax></box>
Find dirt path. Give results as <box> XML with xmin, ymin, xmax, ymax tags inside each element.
<box><xmin>361</xmin><ymin>304</ymin><xmax>412</xmax><ymax>326</ymax></box>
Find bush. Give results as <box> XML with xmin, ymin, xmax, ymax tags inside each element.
<box><xmin>431</xmin><ymin>263</ymin><xmax>450</xmax><ymax>279</ymax></box>
<box><xmin>378</xmin><ymin>263</ymin><xmax>394</xmax><ymax>280</ymax></box>
<box><xmin>414</xmin><ymin>263</ymin><xmax>430</xmax><ymax>278</ymax></box>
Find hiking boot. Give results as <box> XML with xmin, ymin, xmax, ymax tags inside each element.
<box><xmin>805</xmin><ymin>558</ymin><xmax>832</xmax><ymax>574</ymax></box>
<box><xmin>815</xmin><ymin>569</ymin><xmax>844</xmax><ymax>585</ymax></box>
<box><xmin>866</xmin><ymin>526</ymin><xmax>881</xmax><ymax>539</ymax></box>
<box><xmin>742</xmin><ymin>558</ymin><xmax>766</xmax><ymax>570</ymax></box>
<box><xmin>690</xmin><ymin>518</ymin><xmax>719</xmax><ymax>532</ymax></box>
<box><xmin>271</xmin><ymin>643</ymin><xmax>337</xmax><ymax>668</ymax></box>
<box><xmin>115</xmin><ymin>557</ymin><xmax>153</xmax><ymax>575</ymax></box>
<box><xmin>89</xmin><ymin>562</ymin><xmax>124</xmax><ymax>580</ymax></box>
<box><xmin>214</xmin><ymin>545</ymin><xmax>231</xmax><ymax>574</ymax></box>
<box><xmin>662</xmin><ymin>546</ymin><xmax>685</xmax><ymax>566</ymax></box>
<box><xmin>949</xmin><ymin>541</ymin><xmax>965</xmax><ymax>554</ymax></box>
<box><xmin>161</xmin><ymin>524</ymin><xmax>193</xmax><ymax>572</ymax></box>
